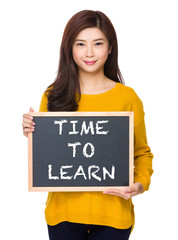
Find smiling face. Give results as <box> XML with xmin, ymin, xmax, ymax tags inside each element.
<box><xmin>72</xmin><ymin>27</ymin><xmax>111</xmax><ymax>74</ymax></box>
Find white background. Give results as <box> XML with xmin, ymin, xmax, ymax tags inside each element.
<box><xmin>0</xmin><ymin>0</ymin><xmax>178</xmax><ymax>239</ymax></box>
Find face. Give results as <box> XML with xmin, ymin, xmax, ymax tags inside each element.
<box><xmin>72</xmin><ymin>27</ymin><xmax>111</xmax><ymax>74</ymax></box>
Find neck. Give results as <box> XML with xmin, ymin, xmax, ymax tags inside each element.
<box><xmin>78</xmin><ymin>70</ymin><xmax>108</xmax><ymax>91</ymax></box>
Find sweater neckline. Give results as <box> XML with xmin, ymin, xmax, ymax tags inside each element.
<box><xmin>81</xmin><ymin>82</ymin><xmax>118</xmax><ymax>97</ymax></box>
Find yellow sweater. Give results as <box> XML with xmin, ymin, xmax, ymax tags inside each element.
<box><xmin>39</xmin><ymin>82</ymin><xmax>153</xmax><ymax>229</ymax></box>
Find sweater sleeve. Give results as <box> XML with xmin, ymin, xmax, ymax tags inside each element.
<box><xmin>131</xmin><ymin>92</ymin><xmax>154</xmax><ymax>192</ymax></box>
<box><xmin>39</xmin><ymin>91</ymin><xmax>48</xmax><ymax>112</ymax></box>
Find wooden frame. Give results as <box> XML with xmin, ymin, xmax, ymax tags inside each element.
<box><xmin>28</xmin><ymin>111</ymin><xmax>134</xmax><ymax>192</ymax></box>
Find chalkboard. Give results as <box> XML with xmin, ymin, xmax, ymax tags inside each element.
<box><xmin>28</xmin><ymin>112</ymin><xmax>134</xmax><ymax>191</ymax></box>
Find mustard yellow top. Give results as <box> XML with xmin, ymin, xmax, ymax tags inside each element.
<box><xmin>39</xmin><ymin>82</ymin><xmax>153</xmax><ymax>229</ymax></box>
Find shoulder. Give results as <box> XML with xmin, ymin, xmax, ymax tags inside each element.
<box><xmin>116</xmin><ymin>83</ymin><xmax>139</xmax><ymax>100</ymax></box>
<box><xmin>39</xmin><ymin>89</ymin><xmax>50</xmax><ymax>112</ymax></box>
<box><xmin>116</xmin><ymin>83</ymin><xmax>145</xmax><ymax>125</ymax></box>
<box><xmin>118</xmin><ymin>83</ymin><xmax>144</xmax><ymax>109</ymax></box>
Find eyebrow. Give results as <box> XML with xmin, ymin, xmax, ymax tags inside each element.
<box><xmin>74</xmin><ymin>38</ymin><xmax>105</xmax><ymax>42</ymax></box>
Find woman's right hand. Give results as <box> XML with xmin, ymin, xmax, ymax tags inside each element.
<box><xmin>22</xmin><ymin>107</ymin><xmax>35</xmax><ymax>137</ymax></box>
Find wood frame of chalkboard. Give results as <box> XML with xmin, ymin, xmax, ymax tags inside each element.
<box><xmin>28</xmin><ymin>112</ymin><xmax>134</xmax><ymax>192</ymax></box>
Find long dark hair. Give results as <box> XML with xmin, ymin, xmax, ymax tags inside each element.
<box><xmin>46</xmin><ymin>10</ymin><xmax>124</xmax><ymax>111</ymax></box>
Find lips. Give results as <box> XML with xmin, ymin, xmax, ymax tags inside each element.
<box><xmin>84</xmin><ymin>60</ymin><xmax>97</xmax><ymax>65</ymax></box>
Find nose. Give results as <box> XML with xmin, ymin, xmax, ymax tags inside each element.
<box><xmin>85</xmin><ymin>45</ymin><xmax>94</xmax><ymax>57</ymax></box>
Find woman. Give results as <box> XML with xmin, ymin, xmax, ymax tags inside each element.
<box><xmin>23</xmin><ymin>10</ymin><xmax>153</xmax><ymax>240</ymax></box>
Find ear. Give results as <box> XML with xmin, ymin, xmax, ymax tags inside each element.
<box><xmin>108</xmin><ymin>45</ymin><xmax>113</xmax><ymax>54</ymax></box>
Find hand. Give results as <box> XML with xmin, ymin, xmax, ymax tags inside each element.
<box><xmin>22</xmin><ymin>107</ymin><xmax>35</xmax><ymax>137</ymax></box>
<box><xmin>103</xmin><ymin>183</ymin><xmax>144</xmax><ymax>200</ymax></box>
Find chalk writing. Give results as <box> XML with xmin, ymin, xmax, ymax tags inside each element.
<box><xmin>48</xmin><ymin>164</ymin><xmax>115</xmax><ymax>181</ymax></box>
<box><xmin>47</xmin><ymin>119</ymin><xmax>114</xmax><ymax>181</ymax></box>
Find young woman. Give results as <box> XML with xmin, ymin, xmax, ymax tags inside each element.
<box><xmin>22</xmin><ymin>10</ymin><xmax>153</xmax><ymax>240</ymax></box>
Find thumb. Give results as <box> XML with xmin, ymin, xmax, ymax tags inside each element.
<box><xmin>29</xmin><ymin>107</ymin><xmax>35</xmax><ymax>112</ymax></box>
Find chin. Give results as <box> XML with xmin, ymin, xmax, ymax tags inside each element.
<box><xmin>80</xmin><ymin>64</ymin><xmax>104</xmax><ymax>73</ymax></box>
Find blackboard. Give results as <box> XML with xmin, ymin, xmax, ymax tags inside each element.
<box><xmin>28</xmin><ymin>112</ymin><xmax>134</xmax><ymax>191</ymax></box>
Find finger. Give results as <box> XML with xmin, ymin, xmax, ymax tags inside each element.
<box><xmin>103</xmin><ymin>189</ymin><xmax>127</xmax><ymax>197</ymax></box>
<box><xmin>23</xmin><ymin>131</ymin><xmax>28</xmax><ymax>137</ymax></box>
<box><xmin>129</xmin><ymin>192</ymin><xmax>138</xmax><ymax>198</ymax></box>
<box><xmin>23</xmin><ymin>127</ymin><xmax>35</xmax><ymax>134</ymax></box>
<box><xmin>23</xmin><ymin>118</ymin><xmax>35</xmax><ymax>125</ymax></box>
<box><xmin>124</xmin><ymin>189</ymin><xmax>140</xmax><ymax>198</ymax></box>
<box><xmin>103</xmin><ymin>191</ymin><xmax>131</xmax><ymax>200</ymax></box>
<box><xmin>103</xmin><ymin>188</ymin><xmax>136</xmax><ymax>200</ymax></box>
<box><xmin>103</xmin><ymin>190</ymin><xmax>125</xmax><ymax>198</ymax></box>
<box><xmin>123</xmin><ymin>184</ymin><xmax>139</xmax><ymax>193</ymax></box>
<box><xmin>122</xmin><ymin>187</ymin><xmax>132</xmax><ymax>193</ymax></box>
<box><xmin>103</xmin><ymin>188</ymin><xmax>129</xmax><ymax>193</ymax></box>
<box><xmin>103</xmin><ymin>188</ymin><xmax>123</xmax><ymax>194</ymax></box>
<box><xmin>23</xmin><ymin>113</ymin><xmax>33</xmax><ymax>120</ymax></box>
<box><xmin>29</xmin><ymin>107</ymin><xmax>35</xmax><ymax>112</ymax></box>
<box><xmin>23</xmin><ymin>112</ymin><xmax>35</xmax><ymax>126</ymax></box>
<box><xmin>104</xmin><ymin>187</ymin><xmax>137</xmax><ymax>195</ymax></box>
<box><xmin>123</xmin><ymin>187</ymin><xmax>137</xmax><ymax>194</ymax></box>
<box><xmin>22</xmin><ymin>122</ymin><xmax>35</xmax><ymax>129</ymax></box>
<box><xmin>23</xmin><ymin>128</ymin><xmax>35</xmax><ymax>137</ymax></box>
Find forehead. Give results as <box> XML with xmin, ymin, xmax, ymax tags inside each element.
<box><xmin>75</xmin><ymin>27</ymin><xmax>107</xmax><ymax>41</ymax></box>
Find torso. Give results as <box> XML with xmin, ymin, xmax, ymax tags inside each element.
<box><xmin>80</xmin><ymin>79</ymin><xmax>117</xmax><ymax>95</ymax></box>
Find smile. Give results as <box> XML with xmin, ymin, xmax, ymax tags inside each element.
<box><xmin>84</xmin><ymin>61</ymin><xmax>97</xmax><ymax>65</ymax></box>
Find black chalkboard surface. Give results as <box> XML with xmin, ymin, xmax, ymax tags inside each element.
<box><xmin>28</xmin><ymin>112</ymin><xmax>134</xmax><ymax>191</ymax></box>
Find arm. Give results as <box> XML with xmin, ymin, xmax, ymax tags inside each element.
<box><xmin>22</xmin><ymin>107</ymin><xmax>35</xmax><ymax>137</ymax></box>
<box><xmin>22</xmin><ymin>91</ymin><xmax>48</xmax><ymax>137</ymax></box>
<box><xmin>134</xmin><ymin>119</ymin><xmax>154</xmax><ymax>192</ymax></box>
<box><xmin>103</xmin><ymin>92</ymin><xmax>154</xmax><ymax>199</ymax></box>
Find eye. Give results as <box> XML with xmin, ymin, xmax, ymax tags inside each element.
<box><xmin>76</xmin><ymin>42</ymin><xmax>84</xmax><ymax>46</ymax></box>
<box><xmin>95</xmin><ymin>42</ymin><xmax>103</xmax><ymax>46</ymax></box>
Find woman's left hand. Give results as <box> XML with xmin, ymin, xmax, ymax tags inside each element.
<box><xmin>103</xmin><ymin>182</ymin><xmax>144</xmax><ymax>200</ymax></box>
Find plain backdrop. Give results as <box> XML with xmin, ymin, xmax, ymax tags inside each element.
<box><xmin>0</xmin><ymin>0</ymin><xmax>178</xmax><ymax>239</ymax></box>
